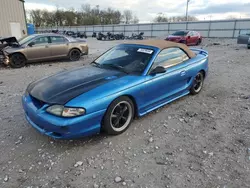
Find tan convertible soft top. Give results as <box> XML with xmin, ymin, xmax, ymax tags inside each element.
<box><xmin>125</xmin><ymin>40</ymin><xmax>196</xmax><ymax>58</ymax></box>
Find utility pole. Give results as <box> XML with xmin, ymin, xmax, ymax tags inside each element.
<box><xmin>186</xmin><ymin>0</ymin><xmax>190</xmax><ymax>21</ymax></box>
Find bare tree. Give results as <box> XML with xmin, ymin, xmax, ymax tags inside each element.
<box><xmin>29</xmin><ymin>4</ymin><xmax>132</xmax><ymax>27</ymax></box>
<box><xmin>132</xmin><ymin>15</ymin><xmax>139</xmax><ymax>24</ymax></box>
<box><xmin>227</xmin><ymin>15</ymin><xmax>238</xmax><ymax>20</ymax></box>
<box><xmin>29</xmin><ymin>9</ymin><xmax>44</xmax><ymax>27</ymax></box>
<box><xmin>154</xmin><ymin>13</ymin><xmax>198</xmax><ymax>23</ymax></box>
<box><xmin>154</xmin><ymin>13</ymin><xmax>168</xmax><ymax>23</ymax></box>
<box><xmin>123</xmin><ymin>10</ymin><xmax>133</xmax><ymax>24</ymax></box>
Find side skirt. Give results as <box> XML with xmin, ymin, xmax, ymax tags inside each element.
<box><xmin>138</xmin><ymin>90</ymin><xmax>190</xmax><ymax>117</ymax></box>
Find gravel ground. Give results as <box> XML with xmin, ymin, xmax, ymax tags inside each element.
<box><xmin>0</xmin><ymin>38</ymin><xmax>250</xmax><ymax>188</ymax></box>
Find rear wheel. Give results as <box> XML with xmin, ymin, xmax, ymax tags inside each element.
<box><xmin>247</xmin><ymin>45</ymin><xmax>250</xmax><ymax>49</ymax></box>
<box><xmin>69</xmin><ymin>49</ymin><xmax>81</xmax><ymax>61</ymax></box>
<box><xmin>190</xmin><ymin>72</ymin><xmax>204</xmax><ymax>95</ymax></box>
<box><xmin>196</xmin><ymin>38</ymin><xmax>202</xmax><ymax>45</ymax></box>
<box><xmin>102</xmin><ymin>96</ymin><xmax>134</xmax><ymax>135</ymax></box>
<box><xmin>9</xmin><ymin>53</ymin><xmax>26</xmax><ymax>68</ymax></box>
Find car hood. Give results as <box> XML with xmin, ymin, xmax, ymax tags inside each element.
<box><xmin>27</xmin><ymin>66</ymin><xmax>126</xmax><ymax>105</ymax></box>
<box><xmin>3</xmin><ymin>45</ymin><xmax>23</xmax><ymax>54</ymax></box>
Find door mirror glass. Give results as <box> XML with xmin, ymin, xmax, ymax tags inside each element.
<box><xmin>28</xmin><ymin>41</ymin><xmax>35</xmax><ymax>47</ymax></box>
<box><xmin>150</xmin><ymin>66</ymin><xmax>166</xmax><ymax>75</ymax></box>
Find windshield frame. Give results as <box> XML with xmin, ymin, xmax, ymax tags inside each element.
<box><xmin>18</xmin><ymin>35</ymin><xmax>36</xmax><ymax>46</ymax></box>
<box><xmin>91</xmin><ymin>44</ymin><xmax>157</xmax><ymax>75</ymax></box>
<box><xmin>171</xmin><ymin>31</ymin><xmax>189</xmax><ymax>36</ymax></box>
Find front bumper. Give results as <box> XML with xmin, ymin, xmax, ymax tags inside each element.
<box><xmin>0</xmin><ymin>51</ymin><xmax>9</xmax><ymax>65</ymax></box>
<box><xmin>22</xmin><ymin>95</ymin><xmax>105</xmax><ymax>139</ymax></box>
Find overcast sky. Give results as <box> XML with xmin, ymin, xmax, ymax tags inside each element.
<box><xmin>24</xmin><ymin>0</ymin><xmax>250</xmax><ymax>22</ymax></box>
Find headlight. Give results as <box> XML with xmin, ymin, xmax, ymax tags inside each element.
<box><xmin>46</xmin><ymin>105</ymin><xmax>85</xmax><ymax>117</ymax></box>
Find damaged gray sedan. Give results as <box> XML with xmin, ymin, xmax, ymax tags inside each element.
<box><xmin>0</xmin><ymin>34</ymin><xmax>89</xmax><ymax>68</ymax></box>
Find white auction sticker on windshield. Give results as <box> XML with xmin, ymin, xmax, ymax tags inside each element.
<box><xmin>137</xmin><ymin>48</ymin><xmax>153</xmax><ymax>54</ymax></box>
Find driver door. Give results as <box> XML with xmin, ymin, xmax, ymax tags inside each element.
<box><xmin>25</xmin><ymin>36</ymin><xmax>51</xmax><ymax>61</ymax></box>
<box><xmin>141</xmin><ymin>47</ymin><xmax>191</xmax><ymax>113</ymax></box>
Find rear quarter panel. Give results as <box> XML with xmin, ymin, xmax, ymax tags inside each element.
<box><xmin>189</xmin><ymin>48</ymin><xmax>209</xmax><ymax>78</ymax></box>
<box><xmin>68</xmin><ymin>42</ymin><xmax>88</xmax><ymax>55</ymax></box>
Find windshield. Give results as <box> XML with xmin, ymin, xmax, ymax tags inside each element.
<box><xmin>172</xmin><ymin>31</ymin><xmax>189</xmax><ymax>36</ymax></box>
<box><xmin>93</xmin><ymin>45</ymin><xmax>154</xmax><ymax>74</ymax></box>
<box><xmin>18</xmin><ymin>35</ymin><xmax>36</xmax><ymax>46</ymax></box>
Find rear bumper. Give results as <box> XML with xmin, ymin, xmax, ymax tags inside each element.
<box><xmin>22</xmin><ymin>95</ymin><xmax>105</xmax><ymax>139</ymax></box>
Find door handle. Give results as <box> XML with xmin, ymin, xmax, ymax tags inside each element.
<box><xmin>180</xmin><ymin>70</ymin><xmax>186</xmax><ymax>76</ymax></box>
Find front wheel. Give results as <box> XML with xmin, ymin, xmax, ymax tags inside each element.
<box><xmin>190</xmin><ymin>72</ymin><xmax>204</xmax><ymax>95</ymax></box>
<box><xmin>69</xmin><ymin>49</ymin><xmax>81</xmax><ymax>61</ymax></box>
<box><xmin>9</xmin><ymin>53</ymin><xmax>26</xmax><ymax>68</ymax></box>
<box><xmin>102</xmin><ymin>96</ymin><xmax>134</xmax><ymax>135</ymax></box>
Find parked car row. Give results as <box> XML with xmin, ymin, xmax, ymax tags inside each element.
<box><xmin>42</xmin><ymin>30</ymin><xmax>88</xmax><ymax>39</ymax></box>
<box><xmin>96</xmin><ymin>32</ymin><xmax>144</xmax><ymax>41</ymax></box>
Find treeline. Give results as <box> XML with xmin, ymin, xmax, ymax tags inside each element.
<box><xmin>154</xmin><ymin>13</ymin><xmax>198</xmax><ymax>22</ymax></box>
<box><xmin>28</xmin><ymin>4</ymin><xmax>139</xmax><ymax>27</ymax></box>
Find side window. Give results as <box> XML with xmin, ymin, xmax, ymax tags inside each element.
<box><xmin>153</xmin><ymin>48</ymin><xmax>189</xmax><ymax>69</ymax></box>
<box><xmin>33</xmin><ymin>37</ymin><xmax>49</xmax><ymax>45</ymax></box>
<box><xmin>189</xmin><ymin>31</ymin><xmax>194</xmax><ymax>36</ymax></box>
<box><xmin>50</xmin><ymin>36</ymin><xmax>67</xmax><ymax>44</ymax></box>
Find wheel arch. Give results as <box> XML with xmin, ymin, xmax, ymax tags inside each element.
<box><xmin>68</xmin><ymin>47</ymin><xmax>81</xmax><ymax>56</ymax></box>
<box><xmin>9</xmin><ymin>52</ymin><xmax>27</xmax><ymax>60</ymax></box>
<box><xmin>200</xmin><ymin>69</ymin><xmax>206</xmax><ymax>78</ymax></box>
<box><xmin>103</xmin><ymin>94</ymin><xmax>139</xmax><ymax>119</ymax></box>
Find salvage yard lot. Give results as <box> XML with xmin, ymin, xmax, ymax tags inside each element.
<box><xmin>0</xmin><ymin>38</ymin><xmax>250</xmax><ymax>188</ymax></box>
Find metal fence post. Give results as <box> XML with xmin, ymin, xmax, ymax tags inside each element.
<box><xmin>232</xmin><ymin>20</ymin><xmax>237</xmax><ymax>38</ymax></box>
<box><xmin>151</xmin><ymin>24</ymin><xmax>153</xmax><ymax>38</ymax></box>
<box><xmin>208</xmin><ymin>21</ymin><xmax>211</xmax><ymax>38</ymax></box>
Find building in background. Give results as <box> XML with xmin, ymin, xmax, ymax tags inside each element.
<box><xmin>0</xmin><ymin>0</ymin><xmax>27</xmax><ymax>39</ymax></box>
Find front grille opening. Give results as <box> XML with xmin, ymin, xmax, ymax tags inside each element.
<box><xmin>30</xmin><ymin>95</ymin><xmax>46</xmax><ymax>109</ymax></box>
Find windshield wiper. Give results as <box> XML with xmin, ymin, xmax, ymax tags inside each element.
<box><xmin>91</xmin><ymin>61</ymin><xmax>101</xmax><ymax>68</ymax></box>
<box><xmin>103</xmin><ymin>64</ymin><xmax>129</xmax><ymax>74</ymax></box>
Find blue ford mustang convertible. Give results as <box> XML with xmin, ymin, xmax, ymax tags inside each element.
<box><xmin>22</xmin><ymin>40</ymin><xmax>208</xmax><ymax>139</ymax></box>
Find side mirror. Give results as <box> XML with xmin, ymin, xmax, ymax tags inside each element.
<box><xmin>28</xmin><ymin>42</ymin><xmax>35</xmax><ymax>47</ymax></box>
<box><xmin>150</xmin><ymin>66</ymin><xmax>166</xmax><ymax>75</ymax></box>
<box><xmin>187</xmin><ymin>36</ymin><xmax>191</xmax><ymax>39</ymax></box>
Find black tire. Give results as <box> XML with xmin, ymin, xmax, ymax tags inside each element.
<box><xmin>196</xmin><ymin>38</ymin><xmax>202</xmax><ymax>45</ymax></box>
<box><xmin>9</xmin><ymin>53</ymin><xmax>26</xmax><ymax>68</ymax></box>
<box><xmin>247</xmin><ymin>45</ymin><xmax>250</xmax><ymax>49</ymax></box>
<box><xmin>69</xmin><ymin>49</ymin><xmax>81</xmax><ymax>61</ymax></box>
<box><xmin>102</xmin><ymin>96</ymin><xmax>134</xmax><ymax>135</ymax></box>
<box><xmin>180</xmin><ymin>40</ymin><xmax>187</xmax><ymax>44</ymax></box>
<box><xmin>190</xmin><ymin>71</ymin><xmax>204</xmax><ymax>95</ymax></box>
